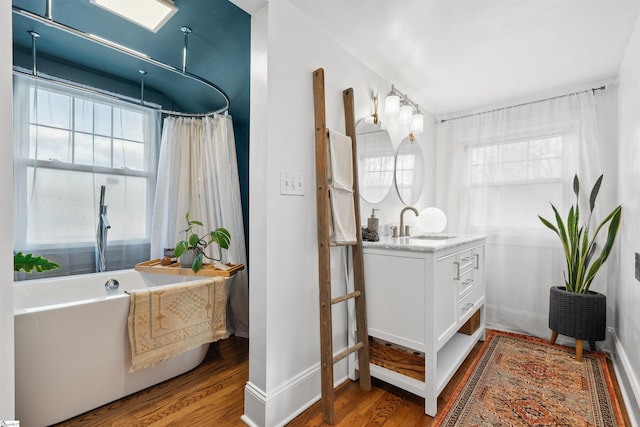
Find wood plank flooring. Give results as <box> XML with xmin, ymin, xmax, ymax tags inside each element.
<box><xmin>54</xmin><ymin>334</ymin><xmax>631</xmax><ymax>426</ymax></box>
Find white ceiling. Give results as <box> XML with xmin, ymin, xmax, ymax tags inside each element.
<box><xmin>288</xmin><ymin>0</ymin><xmax>640</xmax><ymax>116</ymax></box>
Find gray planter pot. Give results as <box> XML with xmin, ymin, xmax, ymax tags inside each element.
<box><xmin>549</xmin><ymin>286</ymin><xmax>606</xmax><ymax>343</ymax></box>
<box><xmin>179</xmin><ymin>248</ymin><xmax>199</xmax><ymax>268</ymax></box>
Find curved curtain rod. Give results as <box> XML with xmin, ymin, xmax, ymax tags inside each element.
<box><xmin>12</xmin><ymin>5</ymin><xmax>230</xmax><ymax>117</ymax></box>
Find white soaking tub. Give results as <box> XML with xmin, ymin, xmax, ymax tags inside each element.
<box><xmin>14</xmin><ymin>269</ymin><xmax>215</xmax><ymax>427</ymax></box>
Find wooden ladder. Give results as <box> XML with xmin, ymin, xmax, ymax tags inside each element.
<box><xmin>312</xmin><ymin>67</ymin><xmax>371</xmax><ymax>425</ymax></box>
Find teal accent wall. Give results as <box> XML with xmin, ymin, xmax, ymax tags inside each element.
<box><xmin>12</xmin><ymin>0</ymin><xmax>251</xmax><ymax>254</ymax></box>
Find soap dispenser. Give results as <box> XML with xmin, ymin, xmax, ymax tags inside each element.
<box><xmin>367</xmin><ymin>209</ymin><xmax>380</xmax><ymax>233</ymax></box>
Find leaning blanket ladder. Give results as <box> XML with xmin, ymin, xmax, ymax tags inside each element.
<box><xmin>312</xmin><ymin>67</ymin><xmax>371</xmax><ymax>424</ymax></box>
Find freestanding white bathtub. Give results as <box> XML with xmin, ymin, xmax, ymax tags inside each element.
<box><xmin>14</xmin><ymin>269</ymin><xmax>214</xmax><ymax>427</ymax></box>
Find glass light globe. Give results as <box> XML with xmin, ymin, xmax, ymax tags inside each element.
<box><xmin>399</xmin><ymin>104</ymin><xmax>413</xmax><ymax>124</ymax></box>
<box><xmin>385</xmin><ymin>94</ymin><xmax>400</xmax><ymax>116</ymax></box>
<box><xmin>417</xmin><ymin>207</ymin><xmax>447</xmax><ymax>233</ymax></box>
<box><xmin>410</xmin><ymin>112</ymin><xmax>424</xmax><ymax>134</ymax></box>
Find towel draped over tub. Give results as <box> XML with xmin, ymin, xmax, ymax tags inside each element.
<box><xmin>127</xmin><ymin>277</ymin><xmax>229</xmax><ymax>372</ymax></box>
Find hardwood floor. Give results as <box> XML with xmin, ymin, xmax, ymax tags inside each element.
<box><xmin>54</xmin><ymin>334</ymin><xmax>631</xmax><ymax>426</ymax></box>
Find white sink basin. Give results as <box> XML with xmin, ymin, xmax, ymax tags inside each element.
<box><xmin>409</xmin><ymin>234</ymin><xmax>456</xmax><ymax>240</ymax></box>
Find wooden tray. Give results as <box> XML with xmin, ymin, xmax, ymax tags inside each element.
<box><xmin>135</xmin><ymin>259</ymin><xmax>244</xmax><ymax>277</ymax></box>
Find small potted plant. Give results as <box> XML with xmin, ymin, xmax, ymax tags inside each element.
<box><xmin>538</xmin><ymin>174</ymin><xmax>621</xmax><ymax>358</ymax></box>
<box><xmin>173</xmin><ymin>213</ymin><xmax>231</xmax><ymax>273</ymax></box>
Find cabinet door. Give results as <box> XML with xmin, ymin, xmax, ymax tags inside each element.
<box><xmin>435</xmin><ymin>253</ymin><xmax>458</xmax><ymax>345</ymax></box>
<box><xmin>364</xmin><ymin>252</ymin><xmax>426</xmax><ymax>349</ymax></box>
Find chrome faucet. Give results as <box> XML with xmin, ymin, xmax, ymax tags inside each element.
<box><xmin>399</xmin><ymin>206</ymin><xmax>419</xmax><ymax>237</ymax></box>
<box><xmin>96</xmin><ymin>185</ymin><xmax>111</xmax><ymax>272</ymax></box>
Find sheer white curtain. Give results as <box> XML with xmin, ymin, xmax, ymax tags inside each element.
<box><xmin>436</xmin><ymin>91</ymin><xmax>605</xmax><ymax>340</ymax></box>
<box><xmin>151</xmin><ymin>115</ymin><xmax>248</xmax><ymax>338</ymax></box>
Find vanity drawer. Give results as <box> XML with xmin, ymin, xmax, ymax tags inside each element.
<box><xmin>456</xmin><ymin>269</ymin><xmax>475</xmax><ymax>298</ymax></box>
<box><xmin>458</xmin><ymin>249</ymin><xmax>475</xmax><ymax>271</ymax></box>
<box><xmin>457</xmin><ymin>288</ymin><xmax>477</xmax><ymax>319</ymax></box>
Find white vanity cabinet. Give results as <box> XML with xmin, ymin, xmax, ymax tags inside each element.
<box><xmin>353</xmin><ymin>236</ymin><xmax>486</xmax><ymax>417</ymax></box>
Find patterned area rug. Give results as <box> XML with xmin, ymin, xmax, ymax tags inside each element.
<box><xmin>436</xmin><ymin>330</ymin><xmax>625</xmax><ymax>426</ymax></box>
<box><xmin>127</xmin><ymin>277</ymin><xmax>229</xmax><ymax>372</ymax></box>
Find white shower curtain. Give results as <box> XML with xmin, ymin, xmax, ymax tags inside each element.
<box><xmin>151</xmin><ymin>115</ymin><xmax>248</xmax><ymax>338</ymax></box>
<box><xmin>436</xmin><ymin>91</ymin><xmax>610</xmax><ymax>342</ymax></box>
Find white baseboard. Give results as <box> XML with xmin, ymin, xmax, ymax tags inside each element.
<box><xmin>242</xmin><ymin>359</ymin><xmax>349</xmax><ymax>426</ymax></box>
<box><xmin>609</xmin><ymin>329</ymin><xmax>640</xmax><ymax>427</ymax></box>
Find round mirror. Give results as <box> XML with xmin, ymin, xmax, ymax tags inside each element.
<box><xmin>395</xmin><ymin>135</ymin><xmax>425</xmax><ymax>205</ymax></box>
<box><xmin>356</xmin><ymin>121</ymin><xmax>395</xmax><ymax>204</ymax></box>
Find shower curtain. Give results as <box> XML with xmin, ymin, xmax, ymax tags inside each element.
<box><xmin>150</xmin><ymin>115</ymin><xmax>248</xmax><ymax>338</ymax></box>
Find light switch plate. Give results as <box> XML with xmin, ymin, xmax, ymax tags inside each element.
<box><xmin>635</xmin><ymin>252</ymin><xmax>640</xmax><ymax>281</ymax></box>
<box><xmin>280</xmin><ymin>171</ymin><xmax>304</xmax><ymax>196</ymax></box>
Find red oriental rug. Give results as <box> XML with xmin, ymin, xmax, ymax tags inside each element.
<box><xmin>435</xmin><ymin>330</ymin><xmax>625</xmax><ymax>426</ymax></box>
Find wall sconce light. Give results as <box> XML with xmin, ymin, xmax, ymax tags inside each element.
<box><xmin>364</xmin><ymin>92</ymin><xmax>381</xmax><ymax>124</ymax></box>
<box><xmin>90</xmin><ymin>0</ymin><xmax>178</xmax><ymax>33</ymax></box>
<box><xmin>384</xmin><ymin>84</ymin><xmax>424</xmax><ymax>137</ymax></box>
<box><xmin>384</xmin><ymin>85</ymin><xmax>400</xmax><ymax>117</ymax></box>
<box><xmin>410</xmin><ymin>105</ymin><xmax>424</xmax><ymax>134</ymax></box>
<box><xmin>399</xmin><ymin>102</ymin><xmax>413</xmax><ymax>124</ymax></box>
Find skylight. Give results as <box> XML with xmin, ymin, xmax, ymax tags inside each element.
<box><xmin>90</xmin><ymin>0</ymin><xmax>178</xmax><ymax>33</ymax></box>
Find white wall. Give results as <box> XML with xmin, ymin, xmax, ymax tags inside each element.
<box><xmin>243</xmin><ymin>1</ymin><xmax>434</xmax><ymax>425</ymax></box>
<box><xmin>615</xmin><ymin>13</ymin><xmax>640</xmax><ymax>424</ymax></box>
<box><xmin>0</xmin><ymin>0</ymin><xmax>14</xmax><ymax>419</ymax></box>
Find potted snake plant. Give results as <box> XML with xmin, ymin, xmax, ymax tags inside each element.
<box><xmin>174</xmin><ymin>212</ymin><xmax>231</xmax><ymax>273</ymax></box>
<box><xmin>538</xmin><ymin>174</ymin><xmax>621</xmax><ymax>352</ymax></box>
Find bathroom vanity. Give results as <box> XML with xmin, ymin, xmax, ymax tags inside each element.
<box><xmin>350</xmin><ymin>234</ymin><xmax>486</xmax><ymax>416</ymax></box>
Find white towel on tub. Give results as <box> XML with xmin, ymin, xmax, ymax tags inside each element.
<box><xmin>127</xmin><ymin>277</ymin><xmax>229</xmax><ymax>372</ymax></box>
<box><xmin>327</xmin><ymin>129</ymin><xmax>357</xmax><ymax>245</ymax></box>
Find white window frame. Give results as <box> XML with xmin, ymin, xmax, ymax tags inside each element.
<box><xmin>13</xmin><ymin>76</ymin><xmax>159</xmax><ymax>269</ymax></box>
<box><xmin>463</xmin><ymin>122</ymin><xmax>578</xmax><ymax>241</ymax></box>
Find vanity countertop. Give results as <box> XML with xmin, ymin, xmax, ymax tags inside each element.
<box><xmin>362</xmin><ymin>234</ymin><xmax>486</xmax><ymax>253</ymax></box>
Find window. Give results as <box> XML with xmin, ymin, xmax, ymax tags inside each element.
<box><xmin>13</xmin><ymin>75</ymin><xmax>160</xmax><ymax>277</ymax></box>
<box><xmin>467</xmin><ymin>134</ymin><xmax>566</xmax><ymax>233</ymax></box>
<box><xmin>471</xmin><ymin>136</ymin><xmax>562</xmax><ymax>185</ymax></box>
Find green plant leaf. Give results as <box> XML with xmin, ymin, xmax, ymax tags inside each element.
<box><xmin>567</xmin><ymin>206</ymin><xmax>577</xmax><ymax>251</ymax></box>
<box><xmin>573</xmin><ymin>174</ymin><xmax>579</xmax><ymax>198</ymax></box>
<box><xmin>190</xmin><ymin>220</ymin><xmax>204</xmax><ymax>226</ymax></box>
<box><xmin>174</xmin><ymin>240</ymin><xmax>188</xmax><ymax>258</ymax></box>
<box><xmin>210</xmin><ymin>228</ymin><xmax>231</xmax><ymax>250</ymax></box>
<box><xmin>188</xmin><ymin>233</ymin><xmax>200</xmax><ymax>247</ymax></box>
<box><xmin>550</xmin><ymin>204</ymin><xmax>570</xmax><ymax>263</ymax></box>
<box><xmin>14</xmin><ymin>252</ymin><xmax>60</xmax><ymax>273</ymax></box>
<box><xmin>192</xmin><ymin>252</ymin><xmax>203</xmax><ymax>273</ymax></box>
<box><xmin>589</xmin><ymin>174</ymin><xmax>603</xmax><ymax>213</ymax></box>
<box><xmin>538</xmin><ymin>215</ymin><xmax>559</xmax><ymax>235</ymax></box>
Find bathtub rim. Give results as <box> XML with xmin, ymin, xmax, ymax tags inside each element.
<box><xmin>13</xmin><ymin>268</ymin><xmax>210</xmax><ymax>316</ymax></box>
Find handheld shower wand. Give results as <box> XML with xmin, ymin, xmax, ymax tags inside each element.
<box><xmin>96</xmin><ymin>185</ymin><xmax>111</xmax><ymax>272</ymax></box>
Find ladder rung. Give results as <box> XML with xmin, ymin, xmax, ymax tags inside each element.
<box><xmin>330</xmin><ymin>242</ymin><xmax>357</xmax><ymax>247</ymax></box>
<box><xmin>331</xmin><ymin>290</ymin><xmax>361</xmax><ymax>305</ymax></box>
<box><xmin>332</xmin><ymin>341</ymin><xmax>364</xmax><ymax>364</ymax></box>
